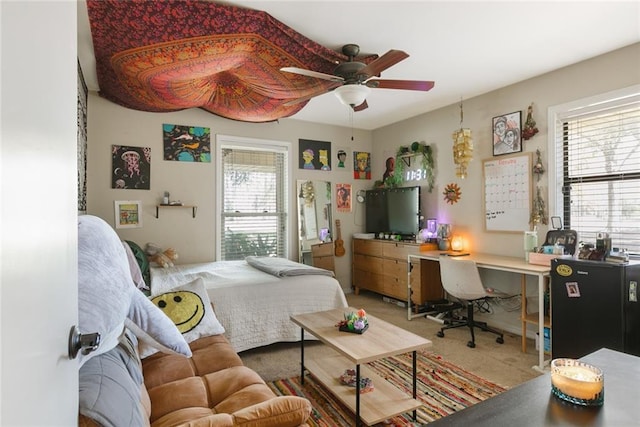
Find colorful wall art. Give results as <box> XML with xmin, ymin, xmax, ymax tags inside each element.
<box><xmin>163</xmin><ymin>124</ymin><xmax>211</xmax><ymax>162</ymax></box>
<box><xmin>112</xmin><ymin>145</ymin><xmax>151</xmax><ymax>189</ymax></box>
<box><xmin>299</xmin><ymin>139</ymin><xmax>331</xmax><ymax>170</ymax></box>
<box><xmin>336</xmin><ymin>183</ymin><xmax>352</xmax><ymax>213</ymax></box>
<box><xmin>353</xmin><ymin>151</ymin><xmax>371</xmax><ymax>180</ymax></box>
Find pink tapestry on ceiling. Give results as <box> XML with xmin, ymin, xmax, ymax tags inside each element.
<box><xmin>86</xmin><ymin>0</ymin><xmax>368</xmax><ymax>122</ymax></box>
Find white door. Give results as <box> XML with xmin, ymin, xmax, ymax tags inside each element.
<box><xmin>1</xmin><ymin>2</ymin><xmax>78</xmax><ymax>424</ymax></box>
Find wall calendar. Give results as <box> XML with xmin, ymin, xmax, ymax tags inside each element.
<box><xmin>483</xmin><ymin>152</ymin><xmax>533</xmax><ymax>232</ymax></box>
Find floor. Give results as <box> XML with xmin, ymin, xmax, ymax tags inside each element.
<box><xmin>240</xmin><ymin>290</ymin><xmax>543</xmax><ymax>388</ymax></box>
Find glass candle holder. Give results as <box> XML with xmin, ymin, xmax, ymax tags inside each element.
<box><xmin>550</xmin><ymin>358</ymin><xmax>604</xmax><ymax>406</ymax></box>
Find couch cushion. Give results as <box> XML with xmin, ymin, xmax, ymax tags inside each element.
<box><xmin>142</xmin><ymin>334</ymin><xmax>243</xmax><ymax>391</ymax></box>
<box><xmin>79</xmin><ymin>336</ymin><xmax>150</xmax><ymax>427</ymax></box>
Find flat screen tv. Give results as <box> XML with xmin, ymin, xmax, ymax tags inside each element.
<box><xmin>365</xmin><ymin>186</ymin><xmax>421</xmax><ymax>236</ymax></box>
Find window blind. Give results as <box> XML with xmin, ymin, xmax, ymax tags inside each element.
<box><xmin>219</xmin><ymin>147</ymin><xmax>288</xmax><ymax>260</ymax></box>
<box><xmin>555</xmin><ymin>94</ymin><xmax>640</xmax><ymax>254</ymax></box>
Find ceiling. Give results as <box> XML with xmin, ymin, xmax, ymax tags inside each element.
<box><xmin>77</xmin><ymin>1</ymin><xmax>640</xmax><ymax>130</ymax></box>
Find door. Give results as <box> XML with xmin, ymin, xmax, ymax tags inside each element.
<box><xmin>1</xmin><ymin>3</ymin><xmax>78</xmax><ymax>424</ymax></box>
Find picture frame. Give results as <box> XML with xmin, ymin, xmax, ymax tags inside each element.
<box><xmin>299</xmin><ymin>139</ymin><xmax>331</xmax><ymax>170</ymax></box>
<box><xmin>492</xmin><ymin>111</ymin><xmax>522</xmax><ymax>156</ymax></box>
<box><xmin>114</xmin><ymin>200</ymin><xmax>143</xmax><ymax>229</ymax></box>
<box><xmin>566</xmin><ymin>282</ymin><xmax>581</xmax><ymax>298</ymax></box>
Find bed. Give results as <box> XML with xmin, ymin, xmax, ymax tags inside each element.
<box><xmin>150</xmin><ymin>257</ymin><xmax>348</xmax><ymax>352</ymax></box>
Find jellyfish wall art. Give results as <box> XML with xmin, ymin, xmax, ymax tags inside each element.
<box><xmin>111</xmin><ymin>145</ymin><xmax>151</xmax><ymax>190</ymax></box>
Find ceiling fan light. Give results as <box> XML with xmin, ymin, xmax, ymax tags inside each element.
<box><xmin>334</xmin><ymin>85</ymin><xmax>371</xmax><ymax>107</ymax></box>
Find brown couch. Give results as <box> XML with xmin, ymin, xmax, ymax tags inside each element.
<box><xmin>77</xmin><ymin>215</ymin><xmax>311</xmax><ymax>426</ymax></box>
<box><xmin>79</xmin><ymin>332</ymin><xmax>311</xmax><ymax>427</ymax></box>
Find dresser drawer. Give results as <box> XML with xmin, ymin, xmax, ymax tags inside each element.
<box><xmin>382</xmin><ymin>242</ymin><xmax>417</xmax><ymax>260</ymax></box>
<box><xmin>353</xmin><ymin>253</ymin><xmax>384</xmax><ymax>274</ymax></box>
<box><xmin>311</xmin><ymin>242</ymin><xmax>334</xmax><ymax>257</ymax></box>
<box><xmin>353</xmin><ymin>239</ymin><xmax>383</xmax><ymax>257</ymax></box>
<box><xmin>312</xmin><ymin>256</ymin><xmax>334</xmax><ymax>271</ymax></box>
<box><xmin>353</xmin><ymin>268</ymin><xmax>384</xmax><ymax>293</ymax></box>
<box><xmin>383</xmin><ymin>258</ymin><xmax>408</xmax><ymax>282</ymax></box>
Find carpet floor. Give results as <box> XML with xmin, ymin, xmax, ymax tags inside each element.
<box><xmin>267</xmin><ymin>350</ymin><xmax>506</xmax><ymax>426</ymax></box>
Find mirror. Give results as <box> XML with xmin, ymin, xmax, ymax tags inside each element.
<box><xmin>297</xmin><ymin>180</ymin><xmax>332</xmax><ymax>264</ymax></box>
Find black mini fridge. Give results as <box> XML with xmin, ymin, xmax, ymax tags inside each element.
<box><xmin>550</xmin><ymin>258</ymin><xmax>640</xmax><ymax>358</ymax></box>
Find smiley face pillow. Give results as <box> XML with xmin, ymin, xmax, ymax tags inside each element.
<box><xmin>139</xmin><ymin>277</ymin><xmax>225</xmax><ymax>358</ymax></box>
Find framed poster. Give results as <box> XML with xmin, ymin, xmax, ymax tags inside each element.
<box><xmin>335</xmin><ymin>147</ymin><xmax>350</xmax><ymax>169</ymax></box>
<box><xmin>114</xmin><ymin>200</ymin><xmax>143</xmax><ymax>229</ymax></box>
<box><xmin>353</xmin><ymin>151</ymin><xmax>371</xmax><ymax>180</ymax></box>
<box><xmin>492</xmin><ymin>111</ymin><xmax>522</xmax><ymax>156</ymax></box>
<box><xmin>112</xmin><ymin>145</ymin><xmax>151</xmax><ymax>189</ymax></box>
<box><xmin>336</xmin><ymin>183</ymin><xmax>352</xmax><ymax>213</ymax></box>
<box><xmin>483</xmin><ymin>152</ymin><xmax>532</xmax><ymax>232</ymax></box>
<box><xmin>162</xmin><ymin>123</ymin><xmax>211</xmax><ymax>162</ymax></box>
<box><xmin>299</xmin><ymin>139</ymin><xmax>331</xmax><ymax>170</ymax></box>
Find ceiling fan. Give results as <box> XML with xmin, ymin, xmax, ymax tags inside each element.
<box><xmin>281</xmin><ymin>44</ymin><xmax>435</xmax><ymax>111</ymax></box>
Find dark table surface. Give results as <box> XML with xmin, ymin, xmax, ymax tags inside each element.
<box><xmin>429</xmin><ymin>348</ymin><xmax>640</xmax><ymax>426</ymax></box>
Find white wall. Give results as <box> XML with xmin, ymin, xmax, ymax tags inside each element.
<box><xmin>1</xmin><ymin>2</ymin><xmax>79</xmax><ymax>425</ymax></box>
<box><xmin>86</xmin><ymin>98</ymin><xmax>373</xmax><ymax>289</ymax></box>
<box><xmin>371</xmin><ymin>43</ymin><xmax>640</xmax><ymax>335</ymax></box>
<box><xmin>87</xmin><ymin>43</ymin><xmax>640</xmax><ymax>334</ymax></box>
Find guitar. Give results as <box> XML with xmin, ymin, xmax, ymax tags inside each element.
<box><xmin>334</xmin><ymin>219</ymin><xmax>346</xmax><ymax>257</ymax></box>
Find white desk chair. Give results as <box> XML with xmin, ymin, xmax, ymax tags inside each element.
<box><xmin>436</xmin><ymin>256</ymin><xmax>504</xmax><ymax>348</ymax></box>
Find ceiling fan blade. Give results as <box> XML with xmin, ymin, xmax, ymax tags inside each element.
<box><xmin>283</xmin><ymin>82</ymin><xmax>342</xmax><ymax>106</ymax></box>
<box><xmin>356</xmin><ymin>49</ymin><xmax>409</xmax><ymax>78</ymax></box>
<box><xmin>353</xmin><ymin>100</ymin><xmax>368</xmax><ymax>112</ymax></box>
<box><xmin>280</xmin><ymin>67</ymin><xmax>344</xmax><ymax>82</ymax></box>
<box><xmin>366</xmin><ymin>79</ymin><xmax>435</xmax><ymax>91</ymax></box>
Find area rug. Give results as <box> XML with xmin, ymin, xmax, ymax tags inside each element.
<box><xmin>267</xmin><ymin>351</ymin><xmax>506</xmax><ymax>426</ymax></box>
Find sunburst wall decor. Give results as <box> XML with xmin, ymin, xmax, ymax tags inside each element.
<box><xmin>443</xmin><ymin>183</ymin><xmax>461</xmax><ymax>204</ymax></box>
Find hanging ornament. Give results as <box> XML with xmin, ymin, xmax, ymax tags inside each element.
<box><xmin>530</xmin><ymin>186</ymin><xmax>548</xmax><ymax>225</ymax></box>
<box><xmin>522</xmin><ymin>103</ymin><xmax>539</xmax><ymax>140</ymax></box>
<box><xmin>533</xmin><ymin>149</ymin><xmax>545</xmax><ymax>181</ymax></box>
<box><xmin>451</xmin><ymin>98</ymin><xmax>473</xmax><ymax>178</ymax></box>
<box><xmin>443</xmin><ymin>183</ymin><xmax>462</xmax><ymax>205</ymax></box>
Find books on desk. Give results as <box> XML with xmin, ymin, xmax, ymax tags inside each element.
<box><xmin>440</xmin><ymin>251</ymin><xmax>470</xmax><ymax>257</ymax></box>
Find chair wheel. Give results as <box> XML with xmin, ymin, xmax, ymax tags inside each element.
<box><xmin>437</xmin><ymin>331</ymin><xmax>444</xmax><ymax>338</ymax></box>
<box><xmin>496</xmin><ymin>336</ymin><xmax>504</xmax><ymax>344</ymax></box>
<box><xmin>467</xmin><ymin>341</ymin><xmax>476</xmax><ymax>348</ymax></box>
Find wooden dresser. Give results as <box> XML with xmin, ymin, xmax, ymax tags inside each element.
<box><xmin>311</xmin><ymin>242</ymin><xmax>335</xmax><ymax>272</ymax></box>
<box><xmin>352</xmin><ymin>238</ymin><xmax>442</xmax><ymax>307</ymax></box>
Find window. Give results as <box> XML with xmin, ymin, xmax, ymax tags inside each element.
<box><xmin>216</xmin><ymin>135</ymin><xmax>290</xmax><ymax>260</ymax></box>
<box><xmin>550</xmin><ymin>86</ymin><xmax>640</xmax><ymax>255</ymax></box>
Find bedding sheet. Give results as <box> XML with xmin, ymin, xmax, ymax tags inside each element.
<box><xmin>151</xmin><ymin>261</ymin><xmax>348</xmax><ymax>352</ymax></box>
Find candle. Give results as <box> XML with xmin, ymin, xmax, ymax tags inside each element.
<box><xmin>551</xmin><ymin>359</ymin><xmax>604</xmax><ymax>403</ymax></box>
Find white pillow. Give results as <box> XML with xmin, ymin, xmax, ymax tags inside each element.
<box><xmin>140</xmin><ymin>278</ymin><xmax>225</xmax><ymax>358</ymax></box>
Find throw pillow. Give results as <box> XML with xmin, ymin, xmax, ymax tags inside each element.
<box><xmin>141</xmin><ymin>278</ymin><xmax>225</xmax><ymax>358</ymax></box>
<box><xmin>122</xmin><ymin>241</ymin><xmax>148</xmax><ymax>291</ymax></box>
<box><xmin>126</xmin><ymin>290</ymin><xmax>192</xmax><ymax>358</ymax></box>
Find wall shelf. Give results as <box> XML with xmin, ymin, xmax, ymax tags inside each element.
<box><xmin>155</xmin><ymin>204</ymin><xmax>197</xmax><ymax>218</ymax></box>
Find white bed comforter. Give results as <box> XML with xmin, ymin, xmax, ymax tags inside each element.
<box><xmin>151</xmin><ymin>260</ymin><xmax>348</xmax><ymax>352</ymax></box>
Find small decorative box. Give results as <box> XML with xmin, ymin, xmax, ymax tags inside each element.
<box><xmin>339</xmin><ymin>323</ymin><xmax>369</xmax><ymax>334</ymax></box>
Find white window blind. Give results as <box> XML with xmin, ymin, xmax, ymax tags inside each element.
<box><xmin>553</xmin><ymin>91</ymin><xmax>640</xmax><ymax>254</ymax></box>
<box><xmin>218</xmin><ymin>143</ymin><xmax>288</xmax><ymax>260</ymax></box>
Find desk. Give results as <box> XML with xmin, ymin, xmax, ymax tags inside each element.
<box><xmin>428</xmin><ymin>348</ymin><xmax>640</xmax><ymax>426</ymax></box>
<box><xmin>407</xmin><ymin>251</ymin><xmax>550</xmax><ymax>371</ymax></box>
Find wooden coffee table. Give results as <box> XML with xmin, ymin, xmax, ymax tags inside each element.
<box><xmin>291</xmin><ymin>307</ymin><xmax>432</xmax><ymax>426</ymax></box>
